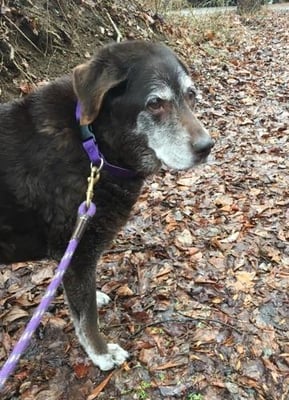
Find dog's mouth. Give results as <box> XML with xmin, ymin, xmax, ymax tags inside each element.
<box><xmin>160</xmin><ymin>153</ymin><xmax>210</xmax><ymax>171</ymax></box>
<box><xmin>194</xmin><ymin>149</ymin><xmax>212</xmax><ymax>165</ymax></box>
<box><xmin>194</xmin><ymin>154</ymin><xmax>210</xmax><ymax>165</ymax></box>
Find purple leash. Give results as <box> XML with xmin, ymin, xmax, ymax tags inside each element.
<box><xmin>0</xmin><ymin>202</ymin><xmax>96</xmax><ymax>390</ymax></box>
<box><xmin>0</xmin><ymin>102</ymin><xmax>136</xmax><ymax>390</ymax></box>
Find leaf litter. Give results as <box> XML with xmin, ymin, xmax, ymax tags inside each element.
<box><xmin>0</xmin><ymin>2</ymin><xmax>289</xmax><ymax>399</ymax></box>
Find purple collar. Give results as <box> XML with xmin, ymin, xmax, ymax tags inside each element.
<box><xmin>75</xmin><ymin>102</ymin><xmax>136</xmax><ymax>179</ymax></box>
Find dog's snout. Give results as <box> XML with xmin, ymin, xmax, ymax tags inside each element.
<box><xmin>193</xmin><ymin>137</ymin><xmax>214</xmax><ymax>155</ymax></box>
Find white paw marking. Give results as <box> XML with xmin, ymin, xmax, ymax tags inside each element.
<box><xmin>96</xmin><ymin>291</ymin><xmax>111</xmax><ymax>308</ymax></box>
<box><xmin>90</xmin><ymin>344</ymin><xmax>129</xmax><ymax>371</ymax></box>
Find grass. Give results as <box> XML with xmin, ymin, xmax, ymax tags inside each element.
<box><xmin>136</xmin><ymin>381</ymin><xmax>152</xmax><ymax>399</ymax></box>
<box><xmin>187</xmin><ymin>394</ymin><xmax>204</xmax><ymax>400</ymax></box>
<box><xmin>138</xmin><ymin>0</ymin><xmax>247</xmax><ymax>51</ymax></box>
<box><xmin>139</xmin><ymin>0</ymin><xmax>188</xmax><ymax>13</ymax></box>
<box><xmin>162</xmin><ymin>9</ymin><xmax>250</xmax><ymax>61</ymax></box>
<box><xmin>139</xmin><ymin>0</ymin><xmax>272</xmax><ymax>60</ymax></box>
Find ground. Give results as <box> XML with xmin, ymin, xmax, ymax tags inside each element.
<box><xmin>0</xmin><ymin>1</ymin><xmax>289</xmax><ymax>399</ymax></box>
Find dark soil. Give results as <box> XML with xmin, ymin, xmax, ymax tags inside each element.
<box><xmin>0</xmin><ymin>0</ymin><xmax>164</xmax><ymax>101</ymax></box>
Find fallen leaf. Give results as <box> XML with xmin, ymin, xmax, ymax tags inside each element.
<box><xmin>116</xmin><ymin>284</ymin><xmax>134</xmax><ymax>297</ymax></box>
<box><xmin>73</xmin><ymin>362</ymin><xmax>90</xmax><ymax>379</ymax></box>
<box><xmin>3</xmin><ymin>307</ymin><xmax>29</xmax><ymax>324</ymax></box>
<box><xmin>175</xmin><ymin>229</ymin><xmax>193</xmax><ymax>247</ymax></box>
<box><xmin>31</xmin><ymin>265</ymin><xmax>54</xmax><ymax>285</ymax></box>
<box><xmin>87</xmin><ymin>371</ymin><xmax>115</xmax><ymax>400</ymax></box>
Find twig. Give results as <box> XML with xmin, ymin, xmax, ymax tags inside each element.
<box><xmin>55</xmin><ymin>0</ymin><xmax>74</xmax><ymax>33</ymax></box>
<box><xmin>104</xmin><ymin>243</ymin><xmax>159</xmax><ymax>255</ymax></box>
<box><xmin>12</xmin><ymin>58</ymin><xmax>36</xmax><ymax>84</ymax></box>
<box><xmin>106</xmin><ymin>11</ymin><xmax>122</xmax><ymax>42</ymax></box>
<box><xmin>130</xmin><ymin>319</ymin><xmax>186</xmax><ymax>337</ymax></box>
<box><xmin>3</xmin><ymin>15</ymin><xmax>43</xmax><ymax>54</ymax></box>
<box><xmin>51</xmin><ymin>45</ymin><xmax>78</xmax><ymax>54</ymax></box>
<box><xmin>130</xmin><ymin>314</ymin><xmax>243</xmax><ymax>337</ymax></box>
<box><xmin>177</xmin><ymin>311</ymin><xmax>244</xmax><ymax>335</ymax></box>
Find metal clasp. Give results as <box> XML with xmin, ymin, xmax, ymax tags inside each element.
<box><xmin>86</xmin><ymin>160</ymin><xmax>104</xmax><ymax>208</ymax></box>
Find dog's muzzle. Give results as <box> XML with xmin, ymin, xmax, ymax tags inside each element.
<box><xmin>193</xmin><ymin>137</ymin><xmax>215</xmax><ymax>160</ymax></box>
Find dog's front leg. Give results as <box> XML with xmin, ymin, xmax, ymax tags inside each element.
<box><xmin>62</xmin><ymin>240</ymin><xmax>129</xmax><ymax>371</ymax></box>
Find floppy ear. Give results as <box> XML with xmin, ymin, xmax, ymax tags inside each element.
<box><xmin>73</xmin><ymin>60</ymin><xmax>127</xmax><ymax>125</ymax></box>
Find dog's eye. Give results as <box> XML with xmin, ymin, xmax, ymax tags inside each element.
<box><xmin>147</xmin><ymin>97</ymin><xmax>165</xmax><ymax>112</ymax></box>
<box><xmin>186</xmin><ymin>88</ymin><xmax>197</xmax><ymax>106</ymax></box>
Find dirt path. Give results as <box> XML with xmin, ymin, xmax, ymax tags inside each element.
<box><xmin>169</xmin><ymin>2</ymin><xmax>289</xmax><ymax>15</ymax></box>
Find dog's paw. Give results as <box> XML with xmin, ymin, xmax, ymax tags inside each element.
<box><xmin>91</xmin><ymin>344</ymin><xmax>129</xmax><ymax>371</ymax></box>
<box><xmin>96</xmin><ymin>291</ymin><xmax>111</xmax><ymax>308</ymax></box>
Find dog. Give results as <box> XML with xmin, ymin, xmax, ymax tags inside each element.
<box><xmin>0</xmin><ymin>40</ymin><xmax>214</xmax><ymax>371</ymax></box>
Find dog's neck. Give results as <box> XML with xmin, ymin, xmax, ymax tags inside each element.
<box><xmin>76</xmin><ymin>102</ymin><xmax>137</xmax><ymax>179</ymax></box>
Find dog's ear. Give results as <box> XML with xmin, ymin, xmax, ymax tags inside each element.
<box><xmin>73</xmin><ymin>61</ymin><xmax>127</xmax><ymax>125</ymax></box>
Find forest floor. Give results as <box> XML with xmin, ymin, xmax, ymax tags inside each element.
<box><xmin>0</xmin><ymin>1</ymin><xmax>289</xmax><ymax>399</ymax></box>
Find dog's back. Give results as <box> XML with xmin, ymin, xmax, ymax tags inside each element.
<box><xmin>0</xmin><ymin>99</ymin><xmax>45</xmax><ymax>262</ymax></box>
<box><xmin>0</xmin><ymin>82</ymin><xmax>79</xmax><ymax>262</ymax></box>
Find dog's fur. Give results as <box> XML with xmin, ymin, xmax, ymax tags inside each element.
<box><xmin>0</xmin><ymin>40</ymin><xmax>213</xmax><ymax>370</ymax></box>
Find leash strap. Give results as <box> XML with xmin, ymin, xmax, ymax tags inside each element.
<box><xmin>0</xmin><ymin>101</ymin><xmax>137</xmax><ymax>390</ymax></box>
<box><xmin>76</xmin><ymin>102</ymin><xmax>136</xmax><ymax>178</ymax></box>
<box><xmin>0</xmin><ymin>202</ymin><xmax>96</xmax><ymax>391</ymax></box>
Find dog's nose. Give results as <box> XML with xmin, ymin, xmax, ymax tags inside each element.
<box><xmin>193</xmin><ymin>138</ymin><xmax>214</xmax><ymax>155</ymax></box>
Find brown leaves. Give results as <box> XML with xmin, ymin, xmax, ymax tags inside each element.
<box><xmin>2</xmin><ymin>307</ymin><xmax>29</xmax><ymax>325</ymax></box>
<box><xmin>1</xmin><ymin>4</ymin><xmax>289</xmax><ymax>400</ymax></box>
<box><xmin>31</xmin><ymin>265</ymin><xmax>55</xmax><ymax>285</ymax></box>
<box><xmin>175</xmin><ymin>228</ymin><xmax>193</xmax><ymax>247</ymax></box>
<box><xmin>73</xmin><ymin>362</ymin><xmax>90</xmax><ymax>379</ymax></box>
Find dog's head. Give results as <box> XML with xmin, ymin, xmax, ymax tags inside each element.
<box><xmin>73</xmin><ymin>41</ymin><xmax>214</xmax><ymax>176</ymax></box>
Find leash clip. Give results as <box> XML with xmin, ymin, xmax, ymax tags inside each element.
<box><xmin>86</xmin><ymin>160</ymin><xmax>103</xmax><ymax>208</ymax></box>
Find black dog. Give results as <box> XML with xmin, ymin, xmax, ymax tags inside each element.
<box><xmin>0</xmin><ymin>40</ymin><xmax>213</xmax><ymax>370</ymax></box>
